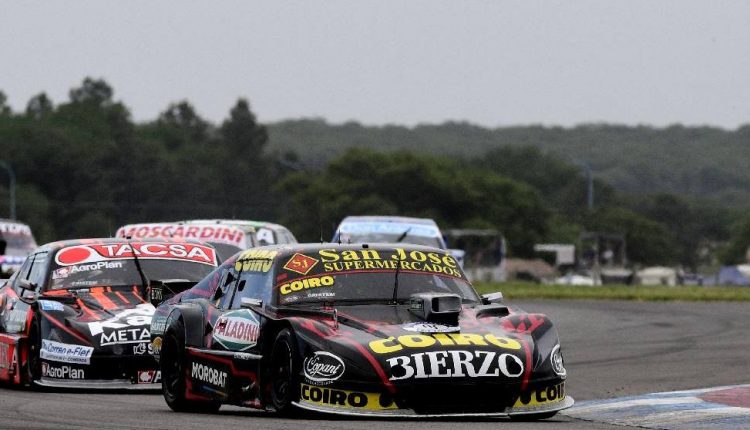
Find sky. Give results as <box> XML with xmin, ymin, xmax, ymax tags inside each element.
<box><xmin>1</xmin><ymin>1</ymin><xmax>749</xmax><ymax>128</ymax></box>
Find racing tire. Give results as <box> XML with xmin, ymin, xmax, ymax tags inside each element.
<box><xmin>510</xmin><ymin>411</ymin><xmax>558</xmax><ymax>421</ymax></box>
<box><xmin>161</xmin><ymin>318</ymin><xmax>220</xmax><ymax>413</ymax></box>
<box><xmin>270</xmin><ymin>328</ymin><xmax>300</xmax><ymax>416</ymax></box>
<box><xmin>25</xmin><ymin>316</ymin><xmax>42</xmax><ymax>389</ymax></box>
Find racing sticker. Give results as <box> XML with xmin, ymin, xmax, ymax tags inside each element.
<box><xmin>550</xmin><ymin>344</ymin><xmax>566</xmax><ymax>377</ymax></box>
<box><xmin>38</xmin><ymin>300</ymin><xmax>65</xmax><ymax>312</ymax></box>
<box><xmin>369</xmin><ymin>333</ymin><xmax>522</xmax><ymax>354</ymax></box>
<box><xmin>137</xmin><ymin>370</ymin><xmax>161</xmax><ymax>384</ymax></box>
<box><xmin>234</xmin><ymin>249</ymin><xmax>277</xmax><ymax>273</ymax></box>
<box><xmin>212</xmin><ymin>309</ymin><xmax>260</xmax><ymax>351</ymax></box>
<box><xmin>279</xmin><ymin>275</ymin><xmax>334</xmax><ymax>295</ymax></box>
<box><xmin>317</xmin><ymin>248</ymin><xmax>462</xmax><ymax>278</ymax></box>
<box><xmin>116</xmin><ymin>224</ymin><xmax>246</xmax><ymax>247</ymax></box>
<box><xmin>387</xmin><ymin>350</ymin><xmax>525</xmax><ymax>380</ymax></box>
<box><xmin>42</xmin><ymin>362</ymin><xmax>85</xmax><ymax>380</ymax></box>
<box><xmin>283</xmin><ymin>253</ymin><xmax>319</xmax><ymax>276</ymax></box>
<box><xmin>303</xmin><ymin>351</ymin><xmax>345</xmax><ymax>385</ymax></box>
<box><xmin>55</xmin><ymin>243</ymin><xmax>217</xmax><ymax>267</ymax></box>
<box><xmin>40</xmin><ymin>340</ymin><xmax>94</xmax><ymax>365</ymax></box>
<box><xmin>87</xmin><ymin>303</ymin><xmax>155</xmax><ymax>346</ymax></box>
<box><xmin>338</xmin><ymin>221</ymin><xmax>440</xmax><ymax>237</ymax></box>
<box><xmin>513</xmin><ymin>383</ymin><xmax>565</xmax><ymax>408</ymax></box>
<box><xmin>300</xmin><ymin>384</ymin><xmax>397</xmax><ymax>411</ymax></box>
<box><xmin>191</xmin><ymin>362</ymin><xmax>227</xmax><ymax>389</ymax></box>
<box><xmin>401</xmin><ymin>322</ymin><xmax>460</xmax><ymax>334</ymax></box>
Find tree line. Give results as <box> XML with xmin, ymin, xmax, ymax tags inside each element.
<box><xmin>0</xmin><ymin>78</ymin><xmax>748</xmax><ymax>269</ymax></box>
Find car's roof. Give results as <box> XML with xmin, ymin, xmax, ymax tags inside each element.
<box><xmin>183</xmin><ymin>219</ymin><xmax>287</xmax><ymax>231</ymax></box>
<box><xmin>339</xmin><ymin>216</ymin><xmax>439</xmax><ymax>226</ymax></box>
<box><xmin>36</xmin><ymin>237</ymin><xmax>207</xmax><ymax>253</ymax></box>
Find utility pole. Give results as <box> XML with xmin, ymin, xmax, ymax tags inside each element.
<box><xmin>0</xmin><ymin>161</ymin><xmax>16</xmax><ymax>220</ymax></box>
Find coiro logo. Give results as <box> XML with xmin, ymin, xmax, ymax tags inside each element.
<box><xmin>303</xmin><ymin>351</ymin><xmax>345</xmax><ymax>384</ymax></box>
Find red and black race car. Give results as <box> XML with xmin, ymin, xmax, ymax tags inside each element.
<box><xmin>151</xmin><ymin>243</ymin><xmax>572</xmax><ymax>418</ymax></box>
<box><xmin>0</xmin><ymin>238</ymin><xmax>218</xmax><ymax>389</ymax></box>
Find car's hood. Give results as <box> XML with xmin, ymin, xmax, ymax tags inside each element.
<box><xmin>283</xmin><ymin>304</ymin><xmax>564</xmax><ymax>388</ymax></box>
<box><xmin>39</xmin><ymin>287</ymin><xmax>155</xmax><ymax>354</ymax></box>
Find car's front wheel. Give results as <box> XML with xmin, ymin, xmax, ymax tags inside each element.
<box><xmin>270</xmin><ymin>328</ymin><xmax>300</xmax><ymax>415</ymax></box>
<box><xmin>25</xmin><ymin>316</ymin><xmax>42</xmax><ymax>388</ymax></box>
<box><xmin>161</xmin><ymin>318</ymin><xmax>220</xmax><ymax>413</ymax></box>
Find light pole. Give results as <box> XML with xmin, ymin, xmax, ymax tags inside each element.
<box><xmin>0</xmin><ymin>161</ymin><xmax>16</xmax><ymax>220</ymax></box>
<box><xmin>573</xmin><ymin>159</ymin><xmax>594</xmax><ymax>210</ymax></box>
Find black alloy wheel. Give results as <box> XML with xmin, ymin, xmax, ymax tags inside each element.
<box><xmin>270</xmin><ymin>328</ymin><xmax>299</xmax><ymax>415</ymax></box>
<box><xmin>161</xmin><ymin>318</ymin><xmax>220</xmax><ymax>413</ymax></box>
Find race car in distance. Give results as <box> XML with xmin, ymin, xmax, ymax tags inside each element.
<box><xmin>0</xmin><ymin>219</ymin><xmax>37</xmax><ymax>277</ymax></box>
<box><xmin>181</xmin><ymin>219</ymin><xmax>298</xmax><ymax>246</ymax></box>
<box><xmin>332</xmin><ymin>215</ymin><xmax>465</xmax><ymax>266</ymax></box>
<box><xmin>151</xmin><ymin>243</ymin><xmax>571</xmax><ymax>418</ymax></box>
<box><xmin>0</xmin><ymin>238</ymin><xmax>218</xmax><ymax>389</ymax></box>
<box><xmin>116</xmin><ymin>222</ymin><xmax>254</xmax><ymax>262</ymax></box>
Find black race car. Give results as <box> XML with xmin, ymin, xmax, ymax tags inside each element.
<box><xmin>151</xmin><ymin>244</ymin><xmax>572</xmax><ymax>418</ymax></box>
<box><xmin>0</xmin><ymin>238</ymin><xmax>218</xmax><ymax>389</ymax></box>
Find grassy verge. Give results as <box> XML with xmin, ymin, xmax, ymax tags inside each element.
<box><xmin>473</xmin><ymin>281</ymin><xmax>750</xmax><ymax>302</ymax></box>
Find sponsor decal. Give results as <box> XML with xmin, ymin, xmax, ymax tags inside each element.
<box><xmin>132</xmin><ymin>342</ymin><xmax>153</xmax><ymax>355</ymax></box>
<box><xmin>551</xmin><ymin>344</ymin><xmax>566</xmax><ymax>377</ymax></box>
<box><xmin>0</xmin><ymin>222</ymin><xmax>33</xmax><ymax>236</ymax></box>
<box><xmin>402</xmin><ymin>322</ymin><xmax>460</xmax><ymax>334</ymax></box>
<box><xmin>213</xmin><ymin>310</ymin><xmax>260</xmax><ymax>351</ymax></box>
<box><xmin>279</xmin><ymin>275</ymin><xmax>334</xmax><ymax>295</ymax></box>
<box><xmin>233</xmin><ymin>352</ymin><xmax>255</xmax><ymax>361</ymax></box>
<box><xmin>55</xmin><ymin>243</ymin><xmax>217</xmax><ymax>267</ymax></box>
<box><xmin>256</xmin><ymin>227</ymin><xmax>275</xmax><ymax>245</ymax></box>
<box><xmin>53</xmin><ymin>261</ymin><xmax>124</xmax><ymax>280</ymax></box>
<box><xmin>387</xmin><ymin>350</ymin><xmax>524</xmax><ymax>380</ymax></box>
<box><xmin>39</xmin><ymin>300</ymin><xmax>65</xmax><ymax>312</ymax></box>
<box><xmin>88</xmin><ymin>303</ymin><xmax>155</xmax><ymax>346</ymax></box>
<box><xmin>338</xmin><ymin>222</ymin><xmax>439</xmax><ymax>238</ymax></box>
<box><xmin>40</xmin><ymin>340</ymin><xmax>94</xmax><ymax>365</ymax></box>
<box><xmin>42</xmin><ymin>362</ymin><xmax>85</xmax><ymax>379</ymax></box>
<box><xmin>151</xmin><ymin>337</ymin><xmax>163</xmax><ymax>355</ymax></box>
<box><xmin>513</xmin><ymin>383</ymin><xmax>565</xmax><ymax>408</ymax></box>
<box><xmin>191</xmin><ymin>362</ymin><xmax>227</xmax><ymax>388</ymax></box>
<box><xmin>306</xmin><ymin>291</ymin><xmax>336</xmax><ymax>300</ymax></box>
<box><xmin>234</xmin><ymin>249</ymin><xmax>278</xmax><ymax>273</ymax></box>
<box><xmin>117</xmin><ymin>224</ymin><xmax>246</xmax><ymax>247</ymax></box>
<box><xmin>137</xmin><ymin>370</ymin><xmax>161</xmax><ymax>384</ymax></box>
<box><xmin>318</xmin><ymin>248</ymin><xmax>462</xmax><ymax>278</ymax></box>
<box><xmin>369</xmin><ymin>333</ymin><xmax>521</xmax><ymax>354</ymax></box>
<box><xmin>300</xmin><ymin>384</ymin><xmax>397</xmax><ymax>411</ymax></box>
<box><xmin>0</xmin><ymin>343</ymin><xmax>9</xmax><ymax>369</ymax></box>
<box><xmin>283</xmin><ymin>253</ymin><xmax>319</xmax><ymax>275</ymax></box>
<box><xmin>303</xmin><ymin>351</ymin><xmax>345</xmax><ymax>385</ymax></box>
<box><xmin>151</xmin><ymin>315</ymin><xmax>167</xmax><ymax>335</ymax></box>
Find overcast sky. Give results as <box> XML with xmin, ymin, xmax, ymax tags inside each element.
<box><xmin>1</xmin><ymin>1</ymin><xmax>749</xmax><ymax>128</ymax></box>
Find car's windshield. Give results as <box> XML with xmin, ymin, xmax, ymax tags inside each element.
<box><xmin>48</xmin><ymin>242</ymin><xmax>217</xmax><ymax>290</ymax></box>
<box><xmin>274</xmin><ymin>247</ymin><xmax>477</xmax><ymax>306</ymax></box>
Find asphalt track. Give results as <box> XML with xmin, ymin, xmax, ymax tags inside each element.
<box><xmin>0</xmin><ymin>299</ymin><xmax>748</xmax><ymax>429</ymax></box>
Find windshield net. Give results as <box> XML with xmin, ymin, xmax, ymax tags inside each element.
<box><xmin>275</xmin><ymin>248</ymin><xmax>478</xmax><ymax>305</ymax></box>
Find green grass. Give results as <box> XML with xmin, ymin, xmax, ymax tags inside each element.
<box><xmin>473</xmin><ymin>281</ymin><xmax>750</xmax><ymax>302</ymax></box>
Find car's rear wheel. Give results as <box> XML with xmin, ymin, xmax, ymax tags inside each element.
<box><xmin>161</xmin><ymin>318</ymin><xmax>220</xmax><ymax>413</ymax></box>
<box><xmin>25</xmin><ymin>316</ymin><xmax>42</xmax><ymax>388</ymax></box>
<box><xmin>270</xmin><ymin>328</ymin><xmax>300</xmax><ymax>415</ymax></box>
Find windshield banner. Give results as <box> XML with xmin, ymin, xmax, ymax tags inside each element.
<box><xmin>55</xmin><ymin>243</ymin><xmax>218</xmax><ymax>267</ymax></box>
<box><xmin>116</xmin><ymin>224</ymin><xmax>246</xmax><ymax>247</ymax></box>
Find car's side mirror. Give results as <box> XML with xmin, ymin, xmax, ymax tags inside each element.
<box><xmin>18</xmin><ymin>278</ymin><xmax>37</xmax><ymax>291</ymax></box>
<box><xmin>240</xmin><ymin>297</ymin><xmax>262</xmax><ymax>309</ymax></box>
<box><xmin>481</xmin><ymin>291</ymin><xmax>503</xmax><ymax>304</ymax></box>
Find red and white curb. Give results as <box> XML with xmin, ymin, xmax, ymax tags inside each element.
<box><xmin>562</xmin><ymin>384</ymin><xmax>750</xmax><ymax>429</ymax></box>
